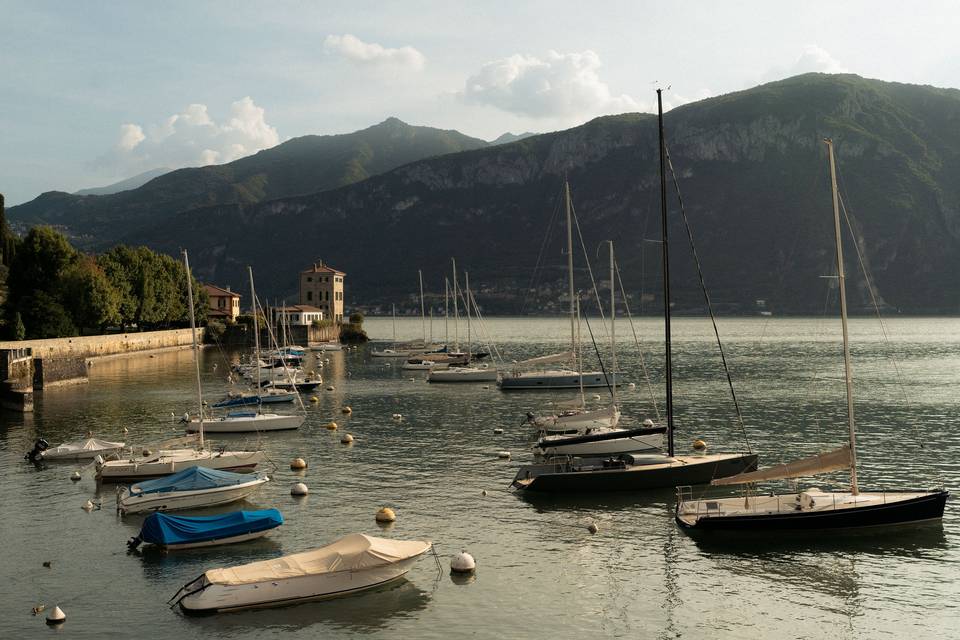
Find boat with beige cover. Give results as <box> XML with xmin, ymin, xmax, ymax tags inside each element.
<box><xmin>170</xmin><ymin>533</ymin><xmax>432</xmax><ymax>613</ymax></box>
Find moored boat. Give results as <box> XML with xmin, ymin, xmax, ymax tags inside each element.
<box><xmin>186</xmin><ymin>411</ymin><xmax>304</xmax><ymax>434</ymax></box>
<box><xmin>32</xmin><ymin>436</ymin><xmax>125</xmax><ymax>461</ymax></box>
<box><xmin>117</xmin><ymin>465</ymin><xmax>270</xmax><ymax>514</ymax></box>
<box><xmin>170</xmin><ymin>533</ymin><xmax>432</xmax><ymax>614</ymax></box>
<box><xmin>129</xmin><ymin>509</ymin><xmax>283</xmax><ymax>550</ymax></box>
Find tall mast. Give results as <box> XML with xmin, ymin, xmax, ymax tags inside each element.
<box><xmin>610</xmin><ymin>240</ymin><xmax>617</xmax><ymax>407</ymax></box>
<box><xmin>452</xmin><ymin>258</ymin><xmax>460</xmax><ymax>351</ymax></box>
<box><xmin>565</xmin><ymin>181</ymin><xmax>576</xmax><ymax>353</ymax></box>
<box><xmin>826</xmin><ymin>138</ymin><xmax>859</xmax><ymax>495</ymax></box>
<box><xmin>465</xmin><ymin>271</ymin><xmax>472</xmax><ymax>358</ymax></box>
<box><xmin>391</xmin><ymin>303</ymin><xmax>397</xmax><ymax>346</ymax></box>
<box><xmin>657</xmin><ymin>88</ymin><xmax>675</xmax><ymax>457</ymax></box>
<box><xmin>418</xmin><ymin>269</ymin><xmax>426</xmax><ymax>345</ymax></box>
<box><xmin>183</xmin><ymin>250</ymin><xmax>204</xmax><ymax>449</ymax></box>
<box><xmin>248</xmin><ymin>267</ymin><xmax>262</xmax><ymax>408</ymax></box>
<box><xmin>444</xmin><ymin>277</ymin><xmax>449</xmax><ymax>347</ymax></box>
<box><xmin>429</xmin><ymin>308</ymin><xmax>434</xmax><ymax>344</ymax></box>
<box><xmin>576</xmin><ymin>298</ymin><xmax>585</xmax><ymax>409</ymax></box>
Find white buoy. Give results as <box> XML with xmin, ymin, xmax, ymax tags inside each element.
<box><xmin>482</xmin><ymin>385</ymin><xmax>490</xmax><ymax>389</ymax></box>
<box><xmin>643</xmin><ymin>418</ymin><xmax>655</xmax><ymax>427</ymax></box>
<box><xmin>376</xmin><ymin>507</ymin><xmax>396</xmax><ymax>523</ymax></box>
<box><xmin>450</xmin><ymin>551</ymin><xmax>476</xmax><ymax>574</ymax></box>
<box><xmin>340</xmin><ymin>433</ymin><xmax>354</xmax><ymax>444</ymax></box>
<box><xmin>392</xmin><ymin>413</ymin><xmax>403</xmax><ymax>420</ymax></box>
<box><xmin>46</xmin><ymin>605</ymin><xmax>66</xmax><ymax>625</ymax></box>
<box><xmin>493</xmin><ymin>428</ymin><xmax>503</xmax><ymax>435</ymax></box>
<box><xmin>291</xmin><ymin>483</ymin><xmax>309</xmax><ymax>496</ymax></box>
<box><xmin>81</xmin><ymin>500</ymin><xmax>94</xmax><ymax>511</ymax></box>
<box><xmin>70</xmin><ymin>470</ymin><xmax>81</xmax><ymax>481</ymax></box>
<box><xmin>587</xmin><ymin>522</ymin><xmax>599</xmax><ymax>534</ymax></box>
<box><xmin>290</xmin><ymin>457</ymin><xmax>307</xmax><ymax>470</ymax></box>
<box><xmin>497</xmin><ymin>451</ymin><xmax>511</xmax><ymax>459</ymax></box>
<box><xmin>122</xmin><ymin>426</ymin><xmax>129</xmax><ymax>434</ymax></box>
<box><xmin>628</xmin><ymin>382</ymin><xmax>636</xmax><ymax>390</ymax></box>
<box><xmin>326</xmin><ymin>386</ymin><xmax>335</xmax><ymax>391</ymax></box>
<box><xmin>593</xmin><ymin>394</ymin><xmax>601</xmax><ymax>400</ymax></box>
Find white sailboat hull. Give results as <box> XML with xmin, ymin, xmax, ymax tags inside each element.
<box><xmin>534</xmin><ymin>406</ymin><xmax>621</xmax><ymax>433</ymax></box>
<box><xmin>118</xmin><ymin>476</ymin><xmax>269</xmax><ymax>514</ymax></box>
<box><xmin>536</xmin><ymin>429</ymin><xmax>663</xmax><ymax>457</ymax></box>
<box><xmin>186</xmin><ymin>414</ymin><xmax>304</xmax><ymax>433</ymax></box>
<box><xmin>428</xmin><ymin>366</ymin><xmax>498</xmax><ymax>382</ymax></box>
<box><xmin>96</xmin><ymin>449</ymin><xmax>265</xmax><ymax>482</ymax></box>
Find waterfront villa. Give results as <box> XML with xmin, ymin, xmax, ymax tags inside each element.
<box><xmin>204</xmin><ymin>284</ymin><xmax>241</xmax><ymax>322</ymax></box>
<box><xmin>299</xmin><ymin>261</ymin><xmax>345</xmax><ymax>324</ymax></box>
<box><xmin>271</xmin><ymin>305</ymin><xmax>325</xmax><ymax>326</ymax></box>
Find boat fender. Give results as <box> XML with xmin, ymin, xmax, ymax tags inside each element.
<box><xmin>24</xmin><ymin>438</ymin><xmax>49</xmax><ymax>462</ymax></box>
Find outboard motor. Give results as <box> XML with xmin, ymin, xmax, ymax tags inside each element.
<box><xmin>523</xmin><ymin>412</ymin><xmax>536</xmax><ymax>426</ymax></box>
<box><xmin>25</xmin><ymin>438</ymin><xmax>50</xmax><ymax>463</ymax></box>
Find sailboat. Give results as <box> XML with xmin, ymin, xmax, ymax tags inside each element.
<box><xmin>674</xmin><ymin>139</ymin><xmax>948</xmax><ymax>532</ymax></box>
<box><xmin>371</xmin><ymin>304</ymin><xmax>413</xmax><ymax>357</ymax></box>
<box><xmin>428</xmin><ymin>270</ymin><xmax>498</xmax><ymax>382</ymax></box>
<box><xmin>511</xmin><ymin>89</ymin><xmax>758</xmax><ymax>492</ymax></box>
<box><xmin>533</xmin><ymin>243</ymin><xmax>662</xmax><ymax>457</ymax></box>
<box><xmin>96</xmin><ymin>253</ymin><xmax>266</xmax><ymax>482</ymax></box>
<box><xmin>187</xmin><ymin>267</ymin><xmax>305</xmax><ymax>434</ymax></box>
<box><xmin>498</xmin><ymin>183</ymin><xmax>623</xmax><ymax>390</ymax></box>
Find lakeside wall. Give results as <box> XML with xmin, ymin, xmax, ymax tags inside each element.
<box><xmin>0</xmin><ymin>328</ymin><xmax>204</xmax><ymax>391</ymax></box>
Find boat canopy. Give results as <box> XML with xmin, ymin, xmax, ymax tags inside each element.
<box><xmin>710</xmin><ymin>446</ymin><xmax>851</xmax><ymax>486</ymax></box>
<box><xmin>204</xmin><ymin>533</ymin><xmax>431</xmax><ymax>586</ymax></box>
<box><xmin>139</xmin><ymin>509</ymin><xmax>283</xmax><ymax>546</ymax></box>
<box><xmin>49</xmin><ymin>437</ymin><xmax>124</xmax><ymax>453</ymax></box>
<box><xmin>516</xmin><ymin>351</ymin><xmax>574</xmax><ymax>367</ymax></box>
<box><xmin>130</xmin><ymin>466</ymin><xmax>255</xmax><ymax>496</ymax></box>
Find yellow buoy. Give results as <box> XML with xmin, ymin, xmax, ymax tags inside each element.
<box><xmin>692</xmin><ymin>439</ymin><xmax>707</xmax><ymax>451</ymax></box>
<box><xmin>375</xmin><ymin>507</ymin><xmax>396</xmax><ymax>523</ymax></box>
<box><xmin>325</xmin><ymin>421</ymin><xmax>338</xmax><ymax>430</ymax></box>
<box><xmin>341</xmin><ymin>406</ymin><xmax>352</xmax><ymax>414</ymax></box>
<box><xmin>290</xmin><ymin>457</ymin><xmax>307</xmax><ymax>470</ymax></box>
<box><xmin>310</xmin><ymin>396</ymin><xmax>319</xmax><ymax>403</ymax></box>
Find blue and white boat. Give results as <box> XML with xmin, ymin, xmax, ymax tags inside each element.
<box><xmin>128</xmin><ymin>509</ymin><xmax>283</xmax><ymax>550</ymax></box>
<box><xmin>117</xmin><ymin>466</ymin><xmax>270</xmax><ymax>515</ymax></box>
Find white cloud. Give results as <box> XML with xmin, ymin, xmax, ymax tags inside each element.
<box><xmin>762</xmin><ymin>45</ymin><xmax>850</xmax><ymax>82</ymax></box>
<box><xmin>461</xmin><ymin>50</ymin><xmax>638</xmax><ymax>119</ymax></box>
<box><xmin>116</xmin><ymin>124</ymin><xmax>145</xmax><ymax>151</ymax></box>
<box><xmin>323</xmin><ymin>34</ymin><xmax>425</xmax><ymax>70</ymax></box>
<box><xmin>98</xmin><ymin>97</ymin><xmax>279</xmax><ymax>174</ymax></box>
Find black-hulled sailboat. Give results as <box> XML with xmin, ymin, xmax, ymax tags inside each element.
<box><xmin>511</xmin><ymin>89</ymin><xmax>758</xmax><ymax>493</ymax></box>
<box><xmin>674</xmin><ymin>139</ymin><xmax>948</xmax><ymax>531</ymax></box>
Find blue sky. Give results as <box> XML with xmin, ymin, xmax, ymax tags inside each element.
<box><xmin>2</xmin><ymin>0</ymin><xmax>958</xmax><ymax>205</ymax></box>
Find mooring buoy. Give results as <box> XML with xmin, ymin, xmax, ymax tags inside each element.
<box><xmin>291</xmin><ymin>483</ymin><xmax>309</xmax><ymax>496</ymax></box>
<box><xmin>450</xmin><ymin>551</ymin><xmax>476</xmax><ymax>574</ymax></box>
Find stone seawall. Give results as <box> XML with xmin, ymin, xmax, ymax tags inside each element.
<box><xmin>0</xmin><ymin>328</ymin><xmax>203</xmax><ymax>388</ymax></box>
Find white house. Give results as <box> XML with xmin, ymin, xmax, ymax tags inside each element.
<box><xmin>271</xmin><ymin>305</ymin><xmax>325</xmax><ymax>326</ymax></box>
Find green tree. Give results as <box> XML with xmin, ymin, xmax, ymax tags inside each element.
<box><xmin>12</xmin><ymin>311</ymin><xmax>25</xmax><ymax>340</ymax></box>
<box><xmin>7</xmin><ymin>226</ymin><xmax>78</xmax><ymax>303</ymax></box>
<box><xmin>19</xmin><ymin>290</ymin><xmax>77</xmax><ymax>339</ymax></box>
<box><xmin>61</xmin><ymin>257</ymin><xmax>122</xmax><ymax>333</ymax></box>
<box><xmin>97</xmin><ymin>246</ymin><xmax>140</xmax><ymax>329</ymax></box>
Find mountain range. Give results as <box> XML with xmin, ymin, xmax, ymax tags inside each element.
<box><xmin>8</xmin><ymin>73</ymin><xmax>960</xmax><ymax>314</ymax></box>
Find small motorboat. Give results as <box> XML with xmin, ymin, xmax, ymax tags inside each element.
<box><xmin>427</xmin><ymin>365</ymin><xmax>499</xmax><ymax>383</ymax></box>
<box><xmin>211</xmin><ymin>388</ymin><xmax>296</xmax><ymax>408</ymax></box>
<box><xmin>27</xmin><ymin>437</ymin><xmax>125</xmax><ymax>462</ymax></box>
<box><xmin>310</xmin><ymin>342</ymin><xmax>343</xmax><ymax>351</ymax></box>
<box><xmin>128</xmin><ymin>509</ymin><xmax>283</xmax><ymax>550</ymax></box>
<box><xmin>170</xmin><ymin>533</ymin><xmax>432</xmax><ymax>614</ymax></box>
<box><xmin>117</xmin><ymin>465</ymin><xmax>270</xmax><ymax>514</ymax></box>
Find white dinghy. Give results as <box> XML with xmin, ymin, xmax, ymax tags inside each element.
<box><xmin>117</xmin><ymin>465</ymin><xmax>269</xmax><ymax>515</ymax></box>
<box><xmin>38</xmin><ymin>437</ymin><xmax>125</xmax><ymax>461</ymax></box>
<box><xmin>170</xmin><ymin>533</ymin><xmax>432</xmax><ymax>614</ymax></box>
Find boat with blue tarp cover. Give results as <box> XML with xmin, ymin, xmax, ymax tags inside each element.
<box><xmin>118</xmin><ymin>465</ymin><xmax>270</xmax><ymax>515</ymax></box>
<box><xmin>128</xmin><ymin>509</ymin><xmax>283</xmax><ymax>550</ymax></box>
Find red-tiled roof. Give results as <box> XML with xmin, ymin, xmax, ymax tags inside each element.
<box><xmin>204</xmin><ymin>284</ymin><xmax>242</xmax><ymax>298</ymax></box>
<box><xmin>300</xmin><ymin>262</ymin><xmax>346</xmax><ymax>275</ymax></box>
<box><xmin>275</xmin><ymin>305</ymin><xmax>324</xmax><ymax>313</ymax></box>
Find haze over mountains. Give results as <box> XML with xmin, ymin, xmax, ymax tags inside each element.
<box><xmin>8</xmin><ymin>74</ymin><xmax>960</xmax><ymax>314</ymax></box>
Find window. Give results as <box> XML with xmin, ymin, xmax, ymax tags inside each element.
<box><xmin>307</xmin><ymin>276</ymin><xmax>312</xmax><ymax>282</ymax></box>
<box><xmin>306</xmin><ymin>291</ymin><xmax>312</xmax><ymax>301</ymax></box>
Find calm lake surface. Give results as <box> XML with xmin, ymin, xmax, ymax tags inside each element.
<box><xmin>1</xmin><ymin>316</ymin><xmax>958</xmax><ymax>638</ymax></box>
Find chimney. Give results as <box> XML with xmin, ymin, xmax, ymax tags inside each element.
<box><xmin>225</xmin><ymin>285</ymin><xmax>231</xmax><ymax>292</ymax></box>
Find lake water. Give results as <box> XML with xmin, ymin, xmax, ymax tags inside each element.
<box><xmin>1</xmin><ymin>316</ymin><xmax>957</xmax><ymax>638</ymax></box>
